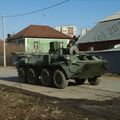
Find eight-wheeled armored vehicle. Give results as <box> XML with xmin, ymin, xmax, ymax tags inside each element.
<box><xmin>14</xmin><ymin>41</ymin><xmax>107</xmax><ymax>89</ymax></box>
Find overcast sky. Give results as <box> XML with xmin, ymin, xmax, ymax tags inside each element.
<box><xmin>0</xmin><ymin>0</ymin><xmax>120</xmax><ymax>39</ymax></box>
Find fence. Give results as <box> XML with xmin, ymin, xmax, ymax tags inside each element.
<box><xmin>88</xmin><ymin>50</ymin><xmax>120</xmax><ymax>74</ymax></box>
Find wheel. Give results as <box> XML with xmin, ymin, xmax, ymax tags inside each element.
<box><xmin>41</xmin><ymin>69</ymin><xmax>52</xmax><ymax>87</ymax></box>
<box><xmin>88</xmin><ymin>77</ymin><xmax>101</xmax><ymax>85</ymax></box>
<box><xmin>18</xmin><ymin>68</ymin><xmax>27</xmax><ymax>83</ymax></box>
<box><xmin>27</xmin><ymin>68</ymin><xmax>37</xmax><ymax>84</ymax></box>
<box><xmin>53</xmin><ymin>69</ymin><xmax>68</xmax><ymax>89</ymax></box>
<box><xmin>74</xmin><ymin>78</ymin><xmax>86</xmax><ymax>85</ymax></box>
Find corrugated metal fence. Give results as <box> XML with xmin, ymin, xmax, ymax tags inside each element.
<box><xmin>89</xmin><ymin>50</ymin><xmax>120</xmax><ymax>74</ymax></box>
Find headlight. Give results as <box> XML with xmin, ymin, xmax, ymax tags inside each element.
<box><xmin>66</xmin><ymin>56</ymin><xmax>70</xmax><ymax>60</ymax></box>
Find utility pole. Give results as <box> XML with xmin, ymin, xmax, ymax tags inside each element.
<box><xmin>2</xmin><ymin>15</ymin><xmax>6</xmax><ymax>67</ymax></box>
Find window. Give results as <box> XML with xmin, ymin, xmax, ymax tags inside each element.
<box><xmin>33</xmin><ymin>41</ymin><xmax>39</xmax><ymax>50</ymax></box>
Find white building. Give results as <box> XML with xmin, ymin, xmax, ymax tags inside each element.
<box><xmin>55</xmin><ymin>25</ymin><xmax>77</xmax><ymax>37</ymax></box>
<box><xmin>80</xmin><ymin>28</ymin><xmax>91</xmax><ymax>37</ymax></box>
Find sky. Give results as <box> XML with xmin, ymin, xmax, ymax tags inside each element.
<box><xmin>0</xmin><ymin>0</ymin><xmax>120</xmax><ymax>39</ymax></box>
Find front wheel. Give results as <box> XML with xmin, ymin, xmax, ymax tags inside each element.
<box><xmin>88</xmin><ymin>77</ymin><xmax>101</xmax><ymax>85</ymax></box>
<box><xmin>53</xmin><ymin>70</ymin><xmax>68</xmax><ymax>89</ymax></box>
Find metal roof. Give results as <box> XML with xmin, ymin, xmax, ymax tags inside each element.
<box><xmin>77</xmin><ymin>18</ymin><xmax>120</xmax><ymax>44</ymax></box>
<box><xmin>100</xmin><ymin>12</ymin><xmax>120</xmax><ymax>22</ymax></box>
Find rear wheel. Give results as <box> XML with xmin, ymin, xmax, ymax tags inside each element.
<box><xmin>27</xmin><ymin>68</ymin><xmax>37</xmax><ymax>84</ymax></box>
<box><xmin>53</xmin><ymin>69</ymin><xmax>68</xmax><ymax>89</ymax></box>
<box><xmin>41</xmin><ymin>69</ymin><xmax>52</xmax><ymax>87</ymax></box>
<box><xmin>18</xmin><ymin>68</ymin><xmax>27</xmax><ymax>83</ymax></box>
<box><xmin>88</xmin><ymin>77</ymin><xmax>101</xmax><ymax>85</ymax></box>
<box><xmin>74</xmin><ymin>78</ymin><xmax>86</xmax><ymax>85</ymax></box>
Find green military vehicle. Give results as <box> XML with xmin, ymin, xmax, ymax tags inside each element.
<box><xmin>14</xmin><ymin>41</ymin><xmax>107</xmax><ymax>89</ymax></box>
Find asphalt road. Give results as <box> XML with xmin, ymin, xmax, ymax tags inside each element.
<box><xmin>0</xmin><ymin>67</ymin><xmax>120</xmax><ymax>101</ymax></box>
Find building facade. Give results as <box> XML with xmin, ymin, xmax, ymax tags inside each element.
<box><xmin>55</xmin><ymin>25</ymin><xmax>77</xmax><ymax>37</ymax></box>
<box><xmin>80</xmin><ymin>28</ymin><xmax>91</xmax><ymax>37</ymax></box>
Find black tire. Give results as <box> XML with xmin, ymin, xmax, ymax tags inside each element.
<box><xmin>53</xmin><ymin>70</ymin><xmax>68</xmax><ymax>89</ymax></box>
<box><xmin>18</xmin><ymin>68</ymin><xmax>27</xmax><ymax>83</ymax></box>
<box><xmin>27</xmin><ymin>68</ymin><xmax>37</xmax><ymax>84</ymax></box>
<box><xmin>88</xmin><ymin>77</ymin><xmax>101</xmax><ymax>85</ymax></box>
<box><xmin>74</xmin><ymin>78</ymin><xmax>86</xmax><ymax>85</ymax></box>
<box><xmin>41</xmin><ymin>69</ymin><xmax>52</xmax><ymax>87</ymax></box>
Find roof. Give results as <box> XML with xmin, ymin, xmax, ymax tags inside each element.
<box><xmin>8</xmin><ymin>25</ymin><xmax>71</xmax><ymax>40</ymax></box>
<box><xmin>77</xmin><ymin>14</ymin><xmax>120</xmax><ymax>44</ymax></box>
<box><xmin>100</xmin><ymin>12</ymin><xmax>120</xmax><ymax>22</ymax></box>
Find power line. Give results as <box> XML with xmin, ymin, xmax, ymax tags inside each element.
<box><xmin>5</xmin><ymin>0</ymin><xmax>70</xmax><ymax>18</ymax></box>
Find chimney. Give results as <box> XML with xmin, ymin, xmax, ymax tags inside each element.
<box><xmin>7</xmin><ymin>34</ymin><xmax>12</xmax><ymax>38</ymax></box>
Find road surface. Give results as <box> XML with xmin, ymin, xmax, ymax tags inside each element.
<box><xmin>0</xmin><ymin>67</ymin><xmax>120</xmax><ymax>101</ymax></box>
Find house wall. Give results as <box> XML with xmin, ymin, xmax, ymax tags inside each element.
<box><xmin>0</xmin><ymin>37</ymin><xmax>69</xmax><ymax>65</ymax></box>
<box><xmin>26</xmin><ymin>38</ymin><xmax>69</xmax><ymax>53</ymax></box>
<box><xmin>0</xmin><ymin>39</ymin><xmax>25</xmax><ymax>66</ymax></box>
<box><xmin>7</xmin><ymin>38</ymin><xmax>25</xmax><ymax>53</ymax></box>
<box><xmin>78</xmin><ymin>40</ymin><xmax>120</xmax><ymax>51</ymax></box>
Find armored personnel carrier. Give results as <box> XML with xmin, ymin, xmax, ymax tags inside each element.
<box><xmin>15</xmin><ymin>41</ymin><xmax>107</xmax><ymax>89</ymax></box>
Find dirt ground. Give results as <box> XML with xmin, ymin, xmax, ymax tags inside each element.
<box><xmin>0</xmin><ymin>84</ymin><xmax>120</xmax><ymax>120</ymax></box>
